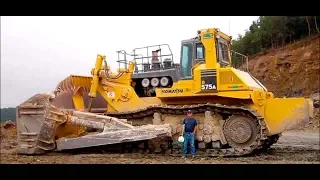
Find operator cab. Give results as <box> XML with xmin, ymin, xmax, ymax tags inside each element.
<box><xmin>179</xmin><ymin>32</ymin><xmax>231</xmax><ymax>80</ymax></box>
<box><xmin>115</xmin><ymin>29</ymin><xmax>236</xmax><ymax>98</ymax></box>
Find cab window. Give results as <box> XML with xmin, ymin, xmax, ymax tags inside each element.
<box><xmin>217</xmin><ymin>38</ymin><xmax>230</xmax><ymax>65</ymax></box>
<box><xmin>180</xmin><ymin>43</ymin><xmax>193</xmax><ymax>79</ymax></box>
<box><xmin>196</xmin><ymin>43</ymin><xmax>205</xmax><ymax>60</ymax></box>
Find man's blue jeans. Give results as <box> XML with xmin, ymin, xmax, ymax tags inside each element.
<box><xmin>183</xmin><ymin>132</ymin><xmax>195</xmax><ymax>156</ymax></box>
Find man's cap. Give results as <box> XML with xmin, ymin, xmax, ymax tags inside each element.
<box><xmin>187</xmin><ymin>110</ymin><xmax>192</xmax><ymax>113</ymax></box>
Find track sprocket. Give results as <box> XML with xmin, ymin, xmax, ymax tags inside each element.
<box><xmin>223</xmin><ymin>115</ymin><xmax>260</xmax><ymax>148</ymax></box>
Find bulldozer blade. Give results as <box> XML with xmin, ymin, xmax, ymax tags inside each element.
<box><xmin>55</xmin><ymin>124</ymin><xmax>172</xmax><ymax>150</ymax></box>
<box><xmin>16</xmin><ymin>93</ymin><xmax>54</xmax><ymax>154</ymax></box>
<box><xmin>53</xmin><ymin>76</ymin><xmax>107</xmax><ymax>111</ymax></box>
<box><xmin>16</xmin><ymin>88</ymin><xmax>107</xmax><ymax>154</ymax></box>
<box><xmin>264</xmin><ymin>97</ymin><xmax>314</xmax><ymax>135</ymax></box>
<box><xmin>16</xmin><ymin>90</ymin><xmax>172</xmax><ymax>154</ymax></box>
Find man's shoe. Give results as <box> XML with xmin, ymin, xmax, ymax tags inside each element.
<box><xmin>192</xmin><ymin>155</ymin><xmax>196</xmax><ymax>158</ymax></box>
<box><xmin>182</xmin><ymin>155</ymin><xmax>186</xmax><ymax>158</ymax></box>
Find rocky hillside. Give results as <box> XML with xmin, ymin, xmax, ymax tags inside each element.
<box><xmin>247</xmin><ymin>35</ymin><xmax>319</xmax><ymax>128</ymax></box>
<box><xmin>248</xmin><ymin>34</ymin><xmax>319</xmax><ymax>98</ymax></box>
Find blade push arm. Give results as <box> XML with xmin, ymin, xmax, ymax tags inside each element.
<box><xmin>88</xmin><ymin>54</ymin><xmax>105</xmax><ymax>111</ymax></box>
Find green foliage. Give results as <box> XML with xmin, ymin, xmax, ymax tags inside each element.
<box><xmin>1</xmin><ymin>107</ymin><xmax>16</xmax><ymax>122</ymax></box>
<box><xmin>231</xmin><ymin>16</ymin><xmax>320</xmax><ymax>56</ymax></box>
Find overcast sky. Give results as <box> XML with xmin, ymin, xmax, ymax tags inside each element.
<box><xmin>1</xmin><ymin>16</ymin><xmax>258</xmax><ymax>108</ymax></box>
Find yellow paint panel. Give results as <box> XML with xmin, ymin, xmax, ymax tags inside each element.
<box><xmin>219</xmin><ymin>71</ymin><xmax>242</xmax><ymax>84</ymax></box>
<box><xmin>264</xmin><ymin>98</ymin><xmax>312</xmax><ymax>135</ymax></box>
<box><xmin>193</xmin><ymin>64</ymin><xmax>207</xmax><ymax>93</ymax></box>
<box><xmin>200</xmin><ymin>28</ymin><xmax>217</xmax><ymax>69</ymax></box>
<box><xmin>215</xmin><ymin>91</ymin><xmax>252</xmax><ymax>99</ymax></box>
<box><xmin>141</xmin><ymin>97</ymin><xmax>162</xmax><ymax>104</ymax></box>
<box><xmin>96</xmin><ymin>84</ymin><xmax>148</xmax><ymax>112</ymax></box>
<box><xmin>72</xmin><ymin>89</ymin><xmax>85</xmax><ymax>111</ymax></box>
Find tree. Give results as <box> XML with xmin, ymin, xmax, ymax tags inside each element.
<box><xmin>1</xmin><ymin>107</ymin><xmax>17</xmax><ymax>122</ymax></box>
<box><xmin>306</xmin><ymin>16</ymin><xmax>311</xmax><ymax>36</ymax></box>
<box><xmin>230</xmin><ymin>16</ymin><xmax>318</xmax><ymax>57</ymax></box>
<box><xmin>314</xmin><ymin>16</ymin><xmax>319</xmax><ymax>33</ymax></box>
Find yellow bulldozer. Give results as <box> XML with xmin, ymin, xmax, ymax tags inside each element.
<box><xmin>16</xmin><ymin>28</ymin><xmax>314</xmax><ymax>157</ymax></box>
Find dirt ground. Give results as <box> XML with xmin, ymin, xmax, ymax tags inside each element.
<box><xmin>1</xmin><ymin>124</ymin><xmax>319</xmax><ymax>164</ymax></box>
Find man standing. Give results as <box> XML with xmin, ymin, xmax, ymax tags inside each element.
<box><xmin>181</xmin><ymin>110</ymin><xmax>197</xmax><ymax>158</ymax></box>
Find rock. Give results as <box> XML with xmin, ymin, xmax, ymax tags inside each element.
<box><xmin>138</xmin><ymin>142</ymin><xmax>145</xmax><ymax>149</ymax></box>
<box><xmin>3</xmin><ymin>120</ymin><xmax>16</xmax><ymax>129</ymax></box>
<box><xmin>196</xmin><ymin>130</ymin><xmax>204</xmax><ymax>137</ymax></box>
<box><xmin>196</xmin><ymin>135</ymin><xmax>203</xmax><ymax>141</ymax></box>
<box><xmin>165</xmin><ymin>149</ymin><xmax>172</xmax><ymax>154</ymax></box>
<box><xmin>198</xmin><ymin>142</ymin><xmax>206</xmax><ymax>149</ymax></box>
<box><xmin>212</xmin><ymin>141</ymin><xmax>222</xmax><ymax>149</ymax></box>
<box><xmin>137</xmin><ymin>149</ymin><xmax>144</xmax><ymax>153</ymax></box>
<box><xmin>172</xmin><ymin>149</ymin><xmax>180</xmax><ymax>154</ymax></box>
<box><xmin>152</xmin><ymin>113</ymin><xmax>162</xmax><ymax>125</ymax></box>
<box><xmin>0</xmin><ymin>128</ymin><xmax>7</xmax><ymax>139</ymax></box>
<box><xmin>203</xmin><ymin>135</ymin><xmax>211</xmax><ymax>143</ymax></box>
<box><xmin>203</xmin><ymin>124</ymin><xmax>213</xmax><ymax>135</ymax></box>
<box><xmin>311</xmin><ymin>93</ymin><xmax>319</xmax><ymax>108</ymax></box>
<box><xmin>211</xmin><ymin>134</ymin><xmax>220</xmax><ymax>142</ymax></box>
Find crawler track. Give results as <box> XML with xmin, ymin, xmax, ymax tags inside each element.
<box><xmin>103</xmin><ymin>103</ymin><xmax>274</xmax><ymax>157</ymax></box>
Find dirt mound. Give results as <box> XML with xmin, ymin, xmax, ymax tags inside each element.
<box><xmin>1</xmin><ymin>120</ymin><xmax>18</xmax><ymax>154</ymax></box>
<box><xmin>1</xmin><ymin>120</ymin><xmax>16</xmax><ymax>135</ymax></box>
<box><xmin>248</xmin><ymin>35</ymin><xmax>320</xmax><ymax>98</ymax></box>
<box><xmin>2</xmin><ymin>120</ymin><xmax>16</xmax><ymax>129</ymax></box>
<box><xmin>0</xmin><ymin>128</ymin><xmax>7</xmax><ymax>140</ymax></box>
